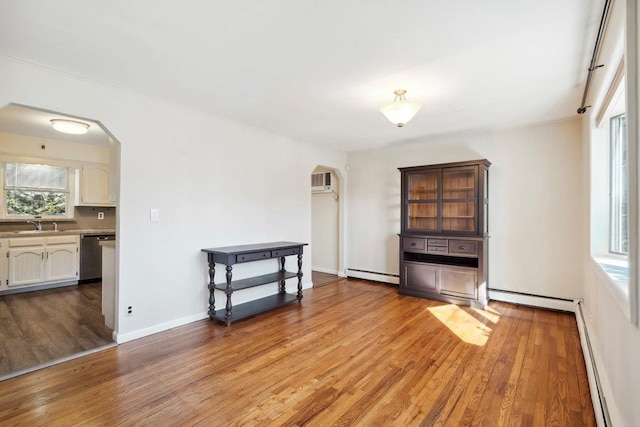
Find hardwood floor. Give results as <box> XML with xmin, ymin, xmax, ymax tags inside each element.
<box><xmin>311</xmin><ymin>270</ymin><xmax>341</xmax><ymax>287</ymax></box>
<box><xmin>0</xmin><ymin>282</ymin><xmax>114</xmax><ymax>378</ymax></box>
<box><xmin>0</xmin><ymin>279</ymin><xmax>595</xmax><ymax>426</ymax></box>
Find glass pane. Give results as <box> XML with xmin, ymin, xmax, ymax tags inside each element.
<box><xmin>609</xmin><ymin>114</ymin><xmax>628</xmax><ymax>254</ymax></box>
<box><xmin>442</xmin><ymin>168</ymin><xmax>475</xmax><ymax>200</ymax></box>
<box><xmin>408</xmin><ymin>172</ymin><xmax>438</xmax><ymax>201</ymax></box>
<box><xmin>442</xmin><ymin>202</ymin><xmax>475</xmax><ymax>232</ymax></box>
<box><xmin>5</xmin><ymin>163</ymin><xmax>67</xmax><ymax>190</ymax></box>
<box><xmin>408</xmin><ymin>202</ymin><xmax>438</xmax><ymax>231</ymax></box>
<box><xmin>6</xmin><ymin>190</ymin><xmax>67</xmax><ymax>216</ymax></box>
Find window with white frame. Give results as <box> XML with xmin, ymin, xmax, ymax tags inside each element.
<box><xmin>590</xmin><ymin>61</ymin><xmax>628</xmax><ymax>289</ymax></box>
<box><xmin>3</xmin><ymin>162</ymin><xmax>74</xmax><ymax>218</ymax></box>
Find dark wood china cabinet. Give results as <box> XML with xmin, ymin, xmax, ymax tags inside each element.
<box><xmin>399</xmin><ymin>159</ymin><xmax>490</xmax><ymax>308</ymax></box>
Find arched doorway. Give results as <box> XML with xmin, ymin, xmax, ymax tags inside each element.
<box><xmin>0</xmin><ymin>103</ymin><xmax>120</xmax><ymax>379</ymax></box>
<box><xmin>310</xmin><ymin>165</ymin><xmax>343</xmax><ymax>287</ymax></box>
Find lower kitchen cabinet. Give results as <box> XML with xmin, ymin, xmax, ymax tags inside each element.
<box><xmin>0</xmin><ymin>239</ymin><xmax>7</xmax><ymax>291</ymax></box>
<box><xmin>8</xmin><ymin>245</ymin><xmax>45</xmax><ymax>287</ymax></box>
<box><xmin>45</xmin><ymin>242</ymin><xmax>78</xmax><ymax>282</ymax></box>
<box><xmin>3</xmin><ymin>235</ymin><xmax>79</xmax><ymax>291</ymax></box>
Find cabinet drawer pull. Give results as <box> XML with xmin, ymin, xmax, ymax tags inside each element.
<box><xmin>410</xmin><ymin>242</ymin><xmax>416</xmax><ymax>247</ymax></box>
<box><xmin>459</xmin><ymin>245</ymin><xmax>467</xmax><ymax>250</ymax></box>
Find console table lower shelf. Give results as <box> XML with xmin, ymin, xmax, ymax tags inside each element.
<box><xmin>210</xmin><ymin>293</ymin><xmax>299</xmax><ymax>324</ymax></box>
<box><xmin>202</xmin><ymin>241</ymin><xmax>308</xmax><ymax>325</ymax></box>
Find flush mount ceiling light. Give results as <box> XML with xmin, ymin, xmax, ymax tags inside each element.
<box><xmin>50</xmin><ymin>119</ymin><xmax>90</xmax><ymax>135</ymax></box>
<box><xmin>380</xmin><ymin>89</ymin><xmax>422</xmax><ymax>127</ymax></box>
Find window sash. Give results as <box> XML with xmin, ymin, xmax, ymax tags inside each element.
<box><xmin>609</xmin><ymin>114</ymin><xmax>628</xmax><ymax>255</ymax></box>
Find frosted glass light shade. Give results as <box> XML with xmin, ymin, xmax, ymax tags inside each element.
<box><xmin>50</xmin><ymin>119</ymin><xmax>90</xmax><ymax>134</ymax></box>
<box><xmin>380</xmin><ymin>89</ymin><xmax>422</xmax><ymax>127</ymax></box>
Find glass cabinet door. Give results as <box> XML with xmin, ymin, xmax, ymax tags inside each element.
<box><xmin>441</xmin><ymin>167</ymin><xmax>477</xmax><ymax>233</ymax></box>
<box><xmin>406</xmin><ymin>172</ymin><xmax>439</xmax><ymax>232</ymax></box>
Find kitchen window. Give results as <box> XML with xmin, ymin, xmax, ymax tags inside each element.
<box><xmin>3</xmin><ymin>161</ymin><xmax>74</xmax><ymax>218</ymax></box>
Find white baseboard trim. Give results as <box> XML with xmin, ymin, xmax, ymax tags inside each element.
<box><xmin>312</xmin><ymin>266</ymin><xmax>340</xmax><ymax>275</ymax></box>
<box><xmin>575</xmin><ymin>300</ymin><xmax>616</xmax><ymax>427</ymax></box>
<box><xmin>346</xmin><ymin>268</ymin><xmax>399</xmax><ymax>285</ymax></box>
<box><xmin>114</xmin><ymin>312</ymin><xmax>209</xmax><ymax>344</ymax></box>
<box><xmin>488</xmin><ymin>289</ymin><xmax>576</xmax><ymax>312</ymax></box>
<box><xmin>113</xmin><ymin>281</ymin><xmax>314</xmax><ymax>344</ymax></box>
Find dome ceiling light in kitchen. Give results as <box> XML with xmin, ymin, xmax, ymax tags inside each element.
<box><xmin>50</xmin><ymin>119</ymin><xmax>90</xmax><ymax>135</ymax></box>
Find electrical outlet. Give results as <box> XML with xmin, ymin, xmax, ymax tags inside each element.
<box><xmin>126</xmin><ymin>305</ymin><xmax>133</xmax><ymax>317</ymax></box>
<box><xmin>98</xmin><ymin>212</ymin><xmax>104</xmax><ymax>220</ymax></box>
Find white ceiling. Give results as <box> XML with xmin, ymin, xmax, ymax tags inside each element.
<box><xmin>0</xmin><ymin>104</ymin><xmax>110</xmax><ymax>146</ymax></box>
<box><xmin>0</xmin><ymin>1</ymin><xmax>600</xmax><ymax>151</ymax></box>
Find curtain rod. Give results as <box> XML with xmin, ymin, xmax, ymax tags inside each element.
<box><xmin>577</xmin><ymin>0</ymin><xmax>613</xmax><ymax>114</ymax></box>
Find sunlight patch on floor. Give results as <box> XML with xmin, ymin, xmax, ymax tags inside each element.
<box><xmin>428</xmin><ymin>304</ymin><xmax>492</xmax><ymax>346</ymax></box>
<box><xmin>471</xmin><ymin>306</ymin><xmax>500</xmax><ymax>324</ymax></box>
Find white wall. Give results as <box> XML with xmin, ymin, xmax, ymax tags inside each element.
<box><xmin>0</xmin><ymin>56</ymin><xmax>347</xmax><ymax>341</ymax></box>
<box><xmin>0</xmin><ymin>131</ymin><xmax>109</xmax><ymax>164</ymax></box>
<box><xmin>347</xmin><ymin>118</ymin><xmax>584</xmax><ymax>299</ymax></box>
<box><xmin>311</xmin><ymin>191</ymin><xmax>339</xmax><ymax>274</ymax></box>
<box><xmin>311</xmin><ymin>167</ymin><xmax>340</xmax><ymax>274</ymax></box>
<box><xmin>579</xmin><ymin>0</ymin><xmax>640</xmax><ymax>424</ymax></box>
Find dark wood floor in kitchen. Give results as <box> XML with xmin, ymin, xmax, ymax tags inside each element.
<box><xmin>0</xmin><ymin>282</ymin><xmax>114</xmax><ymax>378</ymax></box>
<box><xmin>0</xmin><ymin>279</ymin><xmax>595</xmax><ymax>426</ymax></box>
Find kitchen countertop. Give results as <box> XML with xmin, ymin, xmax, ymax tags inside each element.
<box><xmin>0</xmin><ymin>228</ymin><xmax>116</xmax><ymax>238</ymax></box>
<box><xmin>99</xmin><ymin>240</ymin><xmax>116</xmax><ymax>248</ymax></box>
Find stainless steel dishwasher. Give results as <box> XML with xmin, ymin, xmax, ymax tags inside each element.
<box><xmin>80</xmin><ymin>233</ymin><xmax>116</xmax><ymax>281</ymax></box>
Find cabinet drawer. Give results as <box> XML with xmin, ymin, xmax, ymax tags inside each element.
<box><xmin>427</xmin><ymin>239</ymin><xmax>448</xmax><ymax>246</ymax></box>
<box><xmin>427</xmin><ymin>246</ymin><xmax>448</xmax><ymax>254</ymax></box>
<box><xmin>448</xmin><ymin>240</ymin><xmax>477</xmax><ymax>256</ymax></box>
<box><xmin>403</xmin><ymin>237</ymin><xmax>425</xmax><ymax>252</ymax></box>
<box><xmin>46</xmin><ymin>235</ymin><xmax>78</xmax><ymax>245</ymax></box>
<box><xmin>8</xmin><ymin>237</ymin><xmax>45</xmax><ymax>247</ymax></box>
<box><xmin>237</xmin><ymin>251</ymin><xmax>271</xmax><ymax>263</ymax></box>
<box><xmin>272</xmin><ymin>247</ymin><xmax>299</xmax><ymax>257</ymax></box>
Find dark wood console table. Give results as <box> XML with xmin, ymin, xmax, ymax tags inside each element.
<box><xmin>201</xmin><ymin>241</ymin><xmax>307</xmax><ymax>325</ymax></box>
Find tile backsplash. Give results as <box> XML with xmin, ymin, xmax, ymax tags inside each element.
<box><xmin>0</xmin><ymin>206</ymin><xmax>116</xmax><ymax>233</ymax></box>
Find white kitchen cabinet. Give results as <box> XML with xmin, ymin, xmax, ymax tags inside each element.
<box><xmin>5</xmin><ymin>235</ymin><xmax>79</xmax><ymax>290</ymax></box>
<box><xmin>45</xmin><ymin>235</ymin><xmax>79</xmax><ymax>282</ymax></box>
<box><xmin>78</xmin><ymin>162</ymin><xmax>116</xmax><ymax>206</ymax></box>
<box><xmin>0</xmin><ymin>239</ymin><xmax>8</xmax><ymax>291</ymax></box>
<box><xmin>8</xmin><ymin>247</ymin><xmax>45</xmax><ymax>287</ymax></box>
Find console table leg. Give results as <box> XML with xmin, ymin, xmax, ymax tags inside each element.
<box><xmin>297</xmin><ymin>253</ymin><xmax>303</xmax><ymax>301</ymax></box>
<box><xmin>225</xmin><ymin>265</ymin><xmax>233</xmax><ymax>325</ymax></box>
<box><xmin>279</xmin><ymin>256</ymin><xmax>286</xmax><ymax>294</ymax></box>
<box><xmin>207</xmin><ymin>257</ymin><xmax>216</xmax><ymax>318</ymax></box>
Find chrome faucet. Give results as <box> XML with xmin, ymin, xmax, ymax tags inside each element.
<box><xmin>26</xmin><ymin>220</ymin><xmax>42</xmax><ymax>231</ymax></box>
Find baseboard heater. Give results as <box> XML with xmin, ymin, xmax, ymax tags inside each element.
<box><xmin>346</xmin><ymin>268</ymin><xmax>399</xmax><ymax>285</ymax></box>
<box><xmin>575</xmin><ymin>300</ymin><xmax>611</xmax><ymax>427</ymax></box>
<box><xmin>488</xmin><ymin>288</ymin><xmax>576</xmax><ymax>312</ymax></box>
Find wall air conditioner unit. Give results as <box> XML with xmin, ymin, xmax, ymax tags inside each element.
<box><xmin>311</xmin><ymin>172</ymin><xmax>333</xmax><ymax>193</ymax></box>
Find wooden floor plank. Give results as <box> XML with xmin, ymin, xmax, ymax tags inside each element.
<box><xmin>0</xmin><ymin>279</ymin><xmax>595</xmax><ymax>426</ymax></box>
<box><xmin>0</xmin><ymin>282</ymin><xmax>114</xmax><ymax>377</ymax></box>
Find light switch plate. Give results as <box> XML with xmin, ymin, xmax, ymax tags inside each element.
<box><xmin>150</xmin><ymin>208</ymin><xmax>160</xmax><ymax>222</ymax></box>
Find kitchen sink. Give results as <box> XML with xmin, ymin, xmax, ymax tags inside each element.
<box><xmin>13</xmin><ymin>230</ymin><xmax>61</xmax><ymax>234</ymax></box>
